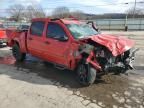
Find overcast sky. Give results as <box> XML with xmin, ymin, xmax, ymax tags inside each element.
<box><xmin>0</xmin><ymin>0</ymin><xmax>143</xmax><ymax>16</ymax></box>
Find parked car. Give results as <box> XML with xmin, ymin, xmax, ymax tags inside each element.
<box><xmin>7</xmin><ymin>18</ymin><xmax>137</xmax><ymax>86</ymax></box>
<box><xmin>17</xmin><ymin>24</ymin><xmax>30</xmax><ymax>31</ymax></box>
<box><xmin>0</xmin><ymin>23</ymin><xmax>7</xmax><ymax>44</ymax></box>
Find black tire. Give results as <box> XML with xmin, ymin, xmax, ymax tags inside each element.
<box><xmin>76</xmin><ymin>62</ymin><xmax>96</xmax><ymax>86</ymax></box>
<box><xmin>12</xmin><ymin>44</ymin><xmax>26</xmax><ymax>61</ymax></box>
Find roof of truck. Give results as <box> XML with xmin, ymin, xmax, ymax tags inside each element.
<box><xmin>32</xmin><ymin>18</ymin><xmax>84</xmax><ymax>24</ymax></box>
<box><xmin>61</xmin><ymin>19</ymin><xmax>84</xmax><ymax>24</ymax></box>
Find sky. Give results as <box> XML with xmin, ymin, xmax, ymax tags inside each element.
<box><xmin>0</xmin><ymin>0</ymin><xmax>143</xmax><ymax>16</ymax></box>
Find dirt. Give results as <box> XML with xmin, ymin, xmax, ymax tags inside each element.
<box><xmin>0</xmin><ymin>31</ymin><xmax>144</xmax><ymax>108</ymax></box>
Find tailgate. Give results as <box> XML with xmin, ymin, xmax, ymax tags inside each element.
<box><xmin>6</xmin><ymin>28</ymin><xmax>21</xmax><ymax>46</ymax></box>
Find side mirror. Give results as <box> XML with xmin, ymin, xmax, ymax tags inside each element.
<box><xmin>58</xmin><ymin>36</ymin><xmax>68</xmax><ymax>41</ymax></box>
<box><xmin>97</xmin><ymin>29</ymin><xmax>101</xmax><ymax>34</ymax></box>
<box><xmin>16</xmin><ymin>27</ymin><xmax>21</xmax><ymax>32</ymax></box>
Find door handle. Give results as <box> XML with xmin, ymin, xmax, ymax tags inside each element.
<box><xmin>45</xmin><ymin>41</ymin><xmax>50</xmax><ymax>44</ymax></box>
<box><xmin>28</xmin><ymin>37</ymin><xmax>33</xmax><ymax>40</ymax></box>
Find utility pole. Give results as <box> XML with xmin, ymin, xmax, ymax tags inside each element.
<box><xmin>133</xmin><ymin>0</ymin><xmax>136</xmax><ymax>18</ymax></box>
<box><xmin>125</xmin><ymin>13</ymin><xmax>128</xmax><ymax>31</ymax></box>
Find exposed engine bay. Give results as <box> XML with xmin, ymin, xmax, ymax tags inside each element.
<box><xmin>79</xmin><ymin>39</ymin><xmax>138</xmax><ymax>74</ymax></box>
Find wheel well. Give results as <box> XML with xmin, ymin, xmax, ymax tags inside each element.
<box><xmin>13</xmin><ymin>40</ymin><xmax>19</xmax><ymax>46</ymax></box>
<box><xmin>81</xmin><ymin>52</ymin><xmax>89</xmax><ymax>58</ymax></box>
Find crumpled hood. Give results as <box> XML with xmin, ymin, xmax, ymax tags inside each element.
<box><xmin>86</xmin><ymin>34</ymin><xmax>135</xmax><ymax>56</ymax></box>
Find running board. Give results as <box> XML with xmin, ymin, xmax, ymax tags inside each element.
<box><xmin>54</xmin><ymin>64</ymin><xmax>66</xmax><ymax>70</ymax></box>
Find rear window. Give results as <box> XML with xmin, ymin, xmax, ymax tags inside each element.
<box><xmin>30</xmin><ymin>21</ymin><xmax>45</xmax><ymax>36</ymax></box>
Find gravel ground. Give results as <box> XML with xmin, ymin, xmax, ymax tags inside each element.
<box><xmin>0</xmin><ymin>31</ymin><xmax>144</xmax><ymax>108</ymax></box>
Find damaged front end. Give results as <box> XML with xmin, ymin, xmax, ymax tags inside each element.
<box><xmin>78</xmin><ymin>38</ymin><xmax>138</xmax><ymax>75</ymax></box>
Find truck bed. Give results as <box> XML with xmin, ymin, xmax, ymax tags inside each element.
<box><xmin>6</xmin><ymin>28</ymin><xmax>26</xmax><ymax>46</ymax></box>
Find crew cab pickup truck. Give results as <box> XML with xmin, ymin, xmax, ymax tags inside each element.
<box><xmin>0</xmin><ymin>23</ymin><xmax>7</xmax><ymax>44</ymax></box>
<box><xmin>7</xmin><ymin>18</ymin><xmax>137</xmax><ymax>86</ymax></box>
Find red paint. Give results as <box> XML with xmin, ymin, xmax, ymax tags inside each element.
<box><xmin>61</xmin><ymin>19</ymin><xmax>83</xmax><ymax>24</ymax></box>
<box><xmin>0</xmin><ymin>23</ymin><xmax>7</xmax><ymax>43</ymax></box>
<box><xmin>0</xmin><ymin>30</ymin><xmax>6</xmax><ymax>39</ymax></box>
<box><xmin>86</xmin><ymin>34</ymin><xmax>135</xmax><ymax>56</ymax></box>
<box><xmin>86</xmin><ymin>51</ymin><xmax>101</xmax><ymax>70</ymax></box>
<box><xmin>7</xmin><ymin>18</ymin><xmax>135</xmax><ymax>71</ymax></box>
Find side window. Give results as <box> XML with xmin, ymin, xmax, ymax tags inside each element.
<box><xmin>47</xmin><ymin>22</ymin><xmax>66</xmax><ymax>38</ymax></box>
<box><xmin>30</xmin><ymin>21</ymin><xmax>45</xmax><ymax>36</ymax></box>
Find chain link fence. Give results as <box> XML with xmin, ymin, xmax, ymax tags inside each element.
<box><xmin>1</xmin><ymin>18</ymin><xmax>144</xmax><ymax>31</ymax></box>
<box><xmin>93</xmin><ymin>18</ymin><xmax>144</xmax><ymax>31</ymax></box>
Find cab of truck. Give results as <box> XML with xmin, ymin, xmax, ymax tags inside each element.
<box><xmin>25</xmin><ymin>18</ymin><xmax>85</xmax><ymax>69</ymax></box>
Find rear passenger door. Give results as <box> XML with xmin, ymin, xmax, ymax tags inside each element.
<box><xmin>27</xmin><ymin>21</ymin><xmax>45</xmax><ymax>57</ymax></box>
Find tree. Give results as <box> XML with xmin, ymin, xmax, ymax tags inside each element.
<box><xmin>52</xmin><ymin>6</ymin><xmax>70</xmax><ymax>18</ymax></box>
<box><xmin>7</xmin><ymin>4</ymin><xmax>25</xmax><ymax>21</ymax></box>
<box><xmin>7</xmin><ymin>4</ymin><xmax>46</xmax><ymax>22</ymax></box>
<box><xmin>24</xmin><ymin>5</ymin><xmax>46</xmax><ymax>21</ymax></box>
<box><xmin>126</xmin><ymin>7</ymin><xmax>143</xmax><ymax>15</ymax></box>
<box><xmin>71</xmin><ymin>10</ymin><xmax>85</xmax><ymax>19</ymax></box>
<box><xmin>126</xmin><ymin>1</ymin><xmax>144</xmax><ymax>18</ymax></box>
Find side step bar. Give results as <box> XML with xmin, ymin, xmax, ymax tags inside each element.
<box><xmin>54</xmin><ymin>64</ymin><xmax>67</xmax><ymax>70</ymax></box>
<box><xmin>43</xmin><ymin>61</ymin><xmax>67</xmax><ymax>70</ymax></box>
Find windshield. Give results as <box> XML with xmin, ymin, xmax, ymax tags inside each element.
<box><xmin>66</xmin><ymin>24</ymin><xmax>98</xmax><ymax>39</ymax></box>
<box><xmin>0</xmin><ymin>24</ymin><xmax>4</xmax><ymax>29</ymax></box>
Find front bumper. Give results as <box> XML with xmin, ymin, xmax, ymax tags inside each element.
<box><xmin>104</xmin><ymin>48</ymin><xmax>139</xmax><ymax>73</ymax></box>
<box><xmin>125</xmin><ymin>48</ymin><xmax>139</xmax><ymax>69</ymax></box>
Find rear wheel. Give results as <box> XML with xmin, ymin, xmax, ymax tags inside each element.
<box><xmin>76</xmin><ymin>62</ymin><xmax>96</xmax><ymax>86</ymax></box>
<box><xmin>12</xmin><ymin>44</ymin><xmax>26</xmax><ymax>61</ymax></box>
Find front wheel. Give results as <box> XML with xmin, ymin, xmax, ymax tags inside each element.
<box><xmin>76</xmin><ymin>63</ymin><xmax>96</xmax><ymax>86</ymax></box>
<box><xmin>12</xmin><ymin>44</ymin><xmax>26</xmax><ymax>61</ymax></box>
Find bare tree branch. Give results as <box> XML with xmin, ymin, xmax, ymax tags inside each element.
<box><xmin>7</xmin><ymin>4</ymin><xmax>25</xmax><ymax>21</ymax></box>
<box><xmin>7</xmin><ymin>4</ymin><xmax>46</xmax><ymax>22</ymax></box>
<box><xmin>52</xmin><ymin>6</ymin><xmax>70</xmax><ymax>18</ymax></box>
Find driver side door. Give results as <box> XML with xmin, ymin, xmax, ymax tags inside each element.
<box><xmin>43</xmin><ymin>22</ymin><xmax>70</xmax><ymax>66</ymax></box>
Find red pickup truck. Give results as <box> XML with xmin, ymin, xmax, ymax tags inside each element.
<box><xmin>7</xmin><ymin>18</ymin><xmax>137</xmax><ymax>86</ymax></box>
<box><xmin>0</xmin><ymin>23</ymin><xmax>7</xmax><ymax>44</ymax></box>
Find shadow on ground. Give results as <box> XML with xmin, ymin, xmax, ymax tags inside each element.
<box><xmin>0</xmin><ymin>50</ymin><xmax>144</xmax><ymax>108</ymax></box>
<box><xmin>0</xmin><ymin>51</ymin><xmax>109</xmax><ymax>89</ymax></box>
<box><xmin>14</xmin><ymin>57</ymin><xmax>108</xmax><ymax>88</ymax></box>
